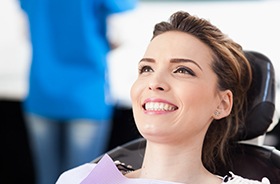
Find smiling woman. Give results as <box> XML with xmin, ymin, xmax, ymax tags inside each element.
<box><xmin>130</xmin><ymin>31</ymin><xmax>222</xmax><ymax>145</ymax></box>
<box><xmin>56</xmin><ymin>11</ymin><xmax>270</xmax><ymax>184</ymax></box>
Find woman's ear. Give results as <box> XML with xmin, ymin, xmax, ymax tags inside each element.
<box><xmin>214</xmin><ymin>90</ymin><xmax>233</xmax><ymax>120</ymax></box>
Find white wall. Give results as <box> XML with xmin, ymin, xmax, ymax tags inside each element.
<box><xmin>0</xmin><ymin>0</ymin><xmax>31</xmax><ymax>100</ymax></box>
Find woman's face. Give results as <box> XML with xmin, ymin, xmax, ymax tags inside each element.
<box><xmin>130</xmin><ymin>31</ymin><xmax>224</xmax><ymax>144</ymax></box>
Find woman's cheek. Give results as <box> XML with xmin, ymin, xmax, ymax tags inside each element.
<box><xmin>130</xmin><ymin>80</ymin><xmax>143</xmax><ymax>101</ymax></box>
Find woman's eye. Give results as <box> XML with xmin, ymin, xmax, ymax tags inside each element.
<box><xmin>174</xmin><ymin>67</ymin><xmax>195</xmax><ymax>76</ymax></box>
<box><xmin>139</xmin><ymin>65</ymin><xmax>153</xmax><ymax>74</ymax></box>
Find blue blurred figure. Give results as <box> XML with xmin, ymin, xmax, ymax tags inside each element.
<box><xmin>18</xmin><ymin>0</ymin><xmax>137</xmax><ymax>184</ymax></box>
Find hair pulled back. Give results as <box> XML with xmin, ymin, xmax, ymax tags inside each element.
<box><xmin>152</xmin><ymin>11</ymin><xmax>252</xmax><ymax>172</ymax></box>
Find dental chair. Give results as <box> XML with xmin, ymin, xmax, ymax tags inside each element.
<box><xmin>93</xmin><ymin>51</ymin><xmax>280</xmax><ymax>183</ymax></box>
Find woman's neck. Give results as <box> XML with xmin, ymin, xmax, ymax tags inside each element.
<box><xmin>126</xmin><ymin>140</ymin><xmax>221</xmax><ymax>184</ymax></box>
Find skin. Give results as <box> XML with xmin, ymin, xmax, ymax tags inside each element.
<box><xmin>129</xmin><ymin>31</ymin><xmax>233</xmax><ymax>183</ymax></box>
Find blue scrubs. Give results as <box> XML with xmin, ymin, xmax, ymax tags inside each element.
<box><xmin>19</xmin><ymin>1</ymin><xmax>137</xmax><ymax>184</ymax></box>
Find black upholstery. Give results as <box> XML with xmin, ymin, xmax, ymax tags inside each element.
<box><xmin>93</xmin><ymin>51</ymin><xmax>280</xmax><ymax>183</ymax></box>
<box><xmin>92</xmin><ymin>137</ymin><xmax>146</xmax><ymax>168</ymax></box>
<box><xmin>236</xmin><ymin>51</ymin><xmax>276</xmax><ymax>141</ymax></box>
<box><xmin>225</xmin><ymin>143</ymin><xmax>280</xmax><ymax>183</ymax></box>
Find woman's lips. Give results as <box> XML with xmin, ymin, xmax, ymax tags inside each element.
<box><xmin>142</xmin><ymin>98</ymin><xmax>178</xmax><ymax>112</ymax></box>
<box><xmin>144</xmin><ymin>101</ymin><xmax>178</xmax><ymax>111</ymax></box>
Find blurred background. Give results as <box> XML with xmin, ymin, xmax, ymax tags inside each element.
<box><xmin>1</xmin><ymin>0</ymin><xmax>279</xmax><ymax>183</ymax></box>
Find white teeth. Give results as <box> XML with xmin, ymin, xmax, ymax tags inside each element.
<box><xmin>145</xmin><ymin>102</ymin><xmax>177</xmax><ymax>111</ymax></box>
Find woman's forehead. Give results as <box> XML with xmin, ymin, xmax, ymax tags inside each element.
<box><xmin>144</xmin><ymin>31</ymin><xmax>214</xmax><ymax>67</ymax></box>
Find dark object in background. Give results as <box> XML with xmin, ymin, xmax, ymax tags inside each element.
<box><xmin>0</xmin><ymin>100</ymin><xmax>35</xmax><ymax>184</ymax></box>
<box><xmin>107</xmin><ymin>106</ymin><xmax>142</xmax><ymax>151</ymax></box>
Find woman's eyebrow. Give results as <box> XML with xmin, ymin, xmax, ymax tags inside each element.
<box><xmin>170</xmin><ymin>58</ymin><xmax>202</xmax><ymax>71</ymax></box>
<box><xmin>139</xmin><ymin>58</ymin><xmax>155</xmax><ymax>63</ymax></box>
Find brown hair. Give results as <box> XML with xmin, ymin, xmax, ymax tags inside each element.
<box><xmin>152</xmin><ymin>11</ymin><xmax>252</xmax><ymax>172</ymax></box>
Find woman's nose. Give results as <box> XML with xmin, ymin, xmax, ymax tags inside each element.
<box><xmin>149</xmin><ymin>84</ymin><xmax>164</xmax><ymax>91</ymax></box>
<box><xmin>148</xmin><ymin>76</ymin><xmax>169</xmax><ymax>91</ymax></box>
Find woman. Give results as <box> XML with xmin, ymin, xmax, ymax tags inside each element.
<box><xmin>56</xmin><ymin>11</ymin><xmax>270</xmax><ymax>184</ymax></box>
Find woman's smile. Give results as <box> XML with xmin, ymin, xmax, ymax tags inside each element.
<box><xmin>143</xmin><ymin>98</ymin><xmax>178</xmax><ymax>114</ymax></box>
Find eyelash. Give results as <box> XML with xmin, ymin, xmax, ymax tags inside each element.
<box><xmin>138</xmin><ymin>65</ymin><xmax>153</xmax><ymax>74</ymax></box>
<box><xmin>174</xmin><ymin>66</ymin><xmax>196</xmax><ymax>76</ymax></box>
<box><xmin>138</xmin><ymin>65</ymin><xmax>196</xmax><ymax>76</ymax></box>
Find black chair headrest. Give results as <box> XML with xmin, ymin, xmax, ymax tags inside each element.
<box><xmin>236</xmin><ymin>51</ymin><xmax>276</xmax><ymax>141</ymax></box>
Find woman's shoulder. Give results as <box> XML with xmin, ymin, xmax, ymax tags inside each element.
<box><xmin>56</xmin><ymin>163</ymin><xmax>96</xmax><ymax>184</ymax></box>
<box><xmin>221</xmin><ymin>172</ymin><xmax>270</xmax><ymax>184</ymax></box>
